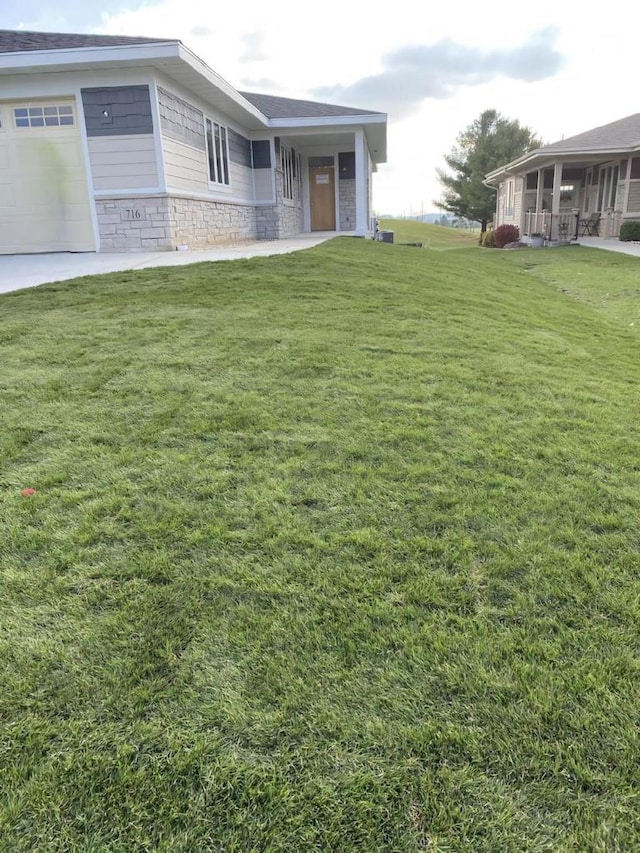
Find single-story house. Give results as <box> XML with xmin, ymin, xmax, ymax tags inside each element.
<box><xmin>485</xmin><ymin>114</ymin><xmax>640</xmax><ymax>241</ymax></box>
<box><xmin>0</xmin><ymin>29</ymin><xmax>387</xmax><ymax>254</ymax></box>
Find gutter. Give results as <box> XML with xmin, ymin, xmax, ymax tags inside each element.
<box><xmin>486</xmin><ymin>145</ymin><xmax>640</xmax><ymax>184</ymax></box>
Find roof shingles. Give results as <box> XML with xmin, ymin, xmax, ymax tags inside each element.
<box><xmin>0</xmin><ymin>29</ymin><xmax>174</xmax><ymax>53</ymax></box>
<box><xmin>0</xmin><ymin>30</ymin><xmax>384</xmax><ymax>123</ymax></box>
<box><xmin>539</xmin><ymin>113</ymin><xmax>640</xmax><ymax>154</ymax></box>
<box><xmin>239</xmin><ymin>92</ymin><xmax>383</xmax><ymax>119</ymax></box>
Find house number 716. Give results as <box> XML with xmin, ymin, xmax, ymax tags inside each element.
<box><xmin>124</xmin><ymin>209</ymin><xmax>141</xmax><ymax>220</ymax></box>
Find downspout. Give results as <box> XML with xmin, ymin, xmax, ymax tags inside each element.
<box><xmin>480</xmin><ymin>177</ymin><xmax>499</xmax><ymax>243</ymax></box>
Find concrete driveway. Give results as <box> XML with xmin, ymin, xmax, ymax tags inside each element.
<box><xmin>578</xmin><ymin>237</ymin><xmax>640</xmax><ymax>257</ymax></box>
<box><xmin>0</xmin><ymin>233</ymin><xmax>337</xmax><ymax>295</ymax></box>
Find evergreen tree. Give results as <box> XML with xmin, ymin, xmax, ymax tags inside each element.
<box><xmin>436</xmin><ymin>109</ymin><xmax>541</xmax><ymax>240</ymax></box>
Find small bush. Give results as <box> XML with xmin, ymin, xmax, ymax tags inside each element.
<box><xmin>482</xmin><ymin>230</ymin><xmax>496</xmax><ymax>248</ymax></box>
<box><xmin>494</xmin><ymin>224</ymin><xmax>520</xmax><ymax>248</ymax></box>
<box><xmin>619</xmin><ymin>221</ymin><xmax>640</xmax><ymax>242</ymax></box>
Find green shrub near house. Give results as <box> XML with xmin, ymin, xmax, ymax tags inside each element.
<box><xmin>619</xmin><ymin>220</ymin><xmax>640</xmax><ymax>241</ymax></box>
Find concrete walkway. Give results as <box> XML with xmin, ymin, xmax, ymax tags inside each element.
<box><xmin>0</xmin><ymin>232</ymin><xmax>340</xmax><ymax>295</ymax></box>
<box><xmin>578</xmin><ymin>237</ymin><xmax>640</xmax><ymax>257</ymax></box>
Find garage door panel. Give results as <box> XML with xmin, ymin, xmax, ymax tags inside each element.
<box><xmin>0</xmin><ymin>180</ymin><xmax>16</xmax><ymax>208</ymax></box>
<box><xmin>18</xmin><ymin>176</ymin><xmax>90</xmax><ymax>207</ymax></box>
<box><xmin>0</xmin><ymin>100</ymin><xmax>95</xmax><ymax>254</ymax></box>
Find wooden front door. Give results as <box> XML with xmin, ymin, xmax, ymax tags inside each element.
<box><xmin>309</xmin><ymin>165</ymin><xmax>336</xmax><ymax>230</ymax></box>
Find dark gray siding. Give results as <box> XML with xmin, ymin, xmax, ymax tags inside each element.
<box><xmin>338</xmin><ymin>152</ymin><xmax>355</xmax><ymax>180</ymax></box>
<box><xmin>228</xmin><ymin>129</ymin><xmax>251</xmax><ymax>167</ymax></box>
<box><xmin>251</xmin><ymin>140</ymin><xmax>271</xmax><ymax>169</ymax></box>
<box><xmin>81</xmin><ymin>86</ymin><xmax>153</xmax><ymax>137</ymax></box>
<box><xmin>158</xmin><ymin>87</ymin><xmax>205</xmax><ymax>150</ymax></box>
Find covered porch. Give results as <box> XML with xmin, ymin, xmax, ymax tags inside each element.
<box><xmin>271</xmin><ymin>122</ymin><xmax>383</xmax><ymax>238</ymax></box>
<box><xmin>514</xmin><ymin>155</ymin><xmax>640</xmax><ymax>242</ymax></box>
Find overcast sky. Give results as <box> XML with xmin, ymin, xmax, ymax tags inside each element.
<box><xmin>4</xmin><ymin>1</ymin><xmax>639</xmax><ymax>215</ymax></box>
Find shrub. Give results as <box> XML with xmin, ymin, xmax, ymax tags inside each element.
<box><xmin>493</xmin><ymin>224</ymin><xmax>520</xmax><ymax>248</ymax></box>
<box><xmin>619</xmin><ymin>221</ymin><xmax>640</xmax><ymax>242</ymax></box>
<box><xmin>482</xmin><ymin>230</ymin><xmax>496</xmax><ymax>248</ymax></box>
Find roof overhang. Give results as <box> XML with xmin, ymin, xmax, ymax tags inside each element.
<box><xmin>270</xmin><ymin>114</ymin><xmax>387</xmax><ymax>164</ymax></box>
<box><xmin>485</xmin><ymin>145</ymin><xmax>640</xmax><ymax>185</ymax></box>
<box><xmin>0</xmin><ymin>40</ymin><xmax>389</xmax><ymax>152</ymax></box>
<box><xmin>0</xmin><ymin>40</ymin><xmax>271</xmax><ymax>129</ymax></box>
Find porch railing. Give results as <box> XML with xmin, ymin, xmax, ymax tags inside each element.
<box><xmin>524</xmin><ymin>210</ymin><xmax>579</xmax><ymax>241</ymax></box>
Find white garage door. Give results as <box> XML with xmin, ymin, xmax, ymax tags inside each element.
<box><xmin>0</xmin><ymin>99</ymin><xmax>95</xmax><ymax>254</ymax></box>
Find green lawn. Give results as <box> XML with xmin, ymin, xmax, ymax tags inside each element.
<box><xmin>379</xmin><ymin>218</ymin><xmax>480</xmax><ymax>249</ymax></box>
<box><xmin>1</xmin><ymin>225</ymin><xmax>639</xmax><ymax>851</ymax></box>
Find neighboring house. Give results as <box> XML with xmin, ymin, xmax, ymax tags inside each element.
<box><xmin>485</xmin><ymin>114</ymin><xmax>640</xmax><ymax>240</ymax></box>
<box><xmin>0</xmin><ymin>29</ymin><xmax>387</xmax><ymax>254</ymax></box>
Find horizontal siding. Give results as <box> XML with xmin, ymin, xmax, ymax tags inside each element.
<box><xmin>88</xmin><ymin>134</ymin><xmax>158</xmax><ymax>191</ymax></box>
<box><xmin>626</xmin><ymin>181</ymin><xmax>640</xmax><ymax>212</ymax></box>
<box><xmin>164</xmin><ymin>136</ymin><xmax>256</xmax><ymax>201</ymax></box>
<box><xmin>513</xmin><ymin>186</ymin><xmax>523</xmax><ymax>226</ymax></box>
<box><xmin>163</xmin><ymin>136</ymin><xmax>208</xmax><ymax>193</ymax></box>
<box><xmin>253</xmin><ymin>169</ymin><xmax>273</xmax><ymax>202</ymax></box>
<box><xmin>498</xmin><ymin>180</ymin><xmax>517</xmax><ymax>224</ymax></box>
<box><xmin>229</xmin><ymin>162</ymin><xmax>253</xmax><ymax>202</ymax></box>
<box><xmin>228</xmin><ymin>129</ymin><xmax>251</xmax><ymax>168</ymax></box>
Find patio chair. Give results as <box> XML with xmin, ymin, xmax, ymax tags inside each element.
<box><xmin>579</xmin><ymin>213</ymin><xmax>600</xmax><ymax>236</ymax></box>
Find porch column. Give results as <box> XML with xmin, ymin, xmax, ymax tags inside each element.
<box><xmin>551</xmin><ymin>161</ymin><xmax>562</xmax><ymax>239</ymax></box>
<box><xmin>534</xmin><ymin>168</ymin><xmax>544</xmax><ymax>235</ymax></box>
<box><xmin>535</xmin><ymin>169</ymin><xmax>544</xmax><ymax>214</ymax></box>
<box><xmin>354</xmin><ymin>129</ymin><xmax>368</xmax><ymax>236</ymax></box>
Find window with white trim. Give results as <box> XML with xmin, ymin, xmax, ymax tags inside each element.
<box><xmin>280</xmin><ymin>144</ymin><xmax>301</xmax><ymax>201</ymax></box>
<box><xmin>504</xmin><ymin>179</ymin><xmax>514</xmax><ymax>216</ymax></box>
<box><xmin>14</xmin><ymin>105</ymin><xmax>74</xmax><ymax>128</ymax></box>
<box><xmin>205</xmin><ymin>118</ymin><xmax>230</xmax><ymax>185</ymax></box>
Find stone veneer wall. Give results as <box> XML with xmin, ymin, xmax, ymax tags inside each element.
<box><xmin>255</xmin><ymin>205</ymin><xmax>279</xmax><ymax>240</ymax></box>
<box><xmin>339</xmin><ymin>179</ymin><xmax>356</xmax><ymax>231</ymax></box>
<box><xmin>255</xmin><ymin>171</ymin><xmax>303</xmax><ymax>240</ymax></box>
<box><xmin>95</xmin><ymin>194</ymin><xmax>259</xmax><ymax>251</ymax></box>
<box><xmin>95</xmin><ymin>163</ymin><xmax>305</xmax><ymax>250</ymax></box>
<box><xmin>169</xmin><ymin>196</ymin><xmax>257</xmax><ymax>248</ymax></box>
<box><xmin>278</xmin><ymin>200</ymin><xmax>304</xmax><ymax>237</ymax></box>
<box><xmin>95</xmin><ymin>197</ymin><xmax>173</xmax><ymax>251</ymax></box>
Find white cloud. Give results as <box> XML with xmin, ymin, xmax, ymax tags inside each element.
<box><xmin>239</xmin><ymin>32</ymin><xmax>266</xmax><ymax>64</ymax></box>
<box><xmin>96</xmin><ymin>0</ymin><xmax>640</xmax><ymax>214</ymax></box>
<box><xmin>240</xmin><ymin>77</ymin><xmax>283</xmax><ymax>92</ymax></box>
<box><xmin>314</xmin><ymin>28</ymin><xmax>563</xmax><ymax>119</ymax></box>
